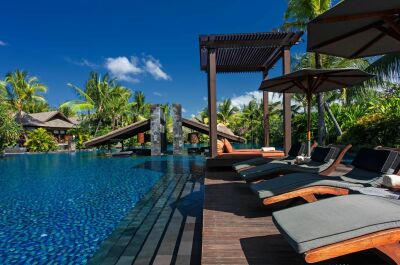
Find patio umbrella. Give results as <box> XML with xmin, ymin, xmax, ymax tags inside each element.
<box><xmin>259</xmin><ymin>69</ymin><xmax>373</xmax><ymax>156</ymax></box>
<box><xmin>307</xmin><ymin>0</ymin><xmax>400</xmax><ymax>58</ymax></box>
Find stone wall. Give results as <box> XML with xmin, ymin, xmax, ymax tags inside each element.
<box><xmin>172</xmin><ymin>104</ymin><xmax>183</xmax><ymax>155</ymax></box>
<box><xmin>150</xmin><ymin>105</ymin><xmax>167</xmax><ymax>155</ymax></box>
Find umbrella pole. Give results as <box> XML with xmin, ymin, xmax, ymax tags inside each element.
<box><xmin>307</xmin><ymin>95</ymin><xmax>312</xmax><ymax>157</ymax></box>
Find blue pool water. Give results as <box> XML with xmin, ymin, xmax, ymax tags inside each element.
<box><xmin>0</xmin><ymin>152</ymin><xmax>203</xmax><ymax>264</ymax></box>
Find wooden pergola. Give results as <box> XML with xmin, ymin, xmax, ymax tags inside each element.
<box><xmin>199</xmin><ymin>31</ymin><xmax>303</xmax><ymax>157</ymax></box>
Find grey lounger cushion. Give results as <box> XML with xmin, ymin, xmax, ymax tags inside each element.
<box><xmin>238</xmin><ymin>146</ymin><xmax>340</xmax><ymax>182</ymax></box>
<box><xmin>232</xmin><ymin>157</ymin><xmax>276</xmax><ymax>171</ymax></box>
<box><xmin>232</xmin><ymin>143</ymin><xmax>306</xmax><ymax>171</ymax></box>
<box><xmin>250</xmin><ymin>173</ymin><xmax>364</xmax><ymax>199</ymax></box>
<box><xmin>273</xmin><ymin>195</ymin><xmax>400</xmax><ymax>253</ymax></box>
<box><xmin>239</xmin><ymin>160</ymin><xmax>331</xmax><ymax>182</ymax></box>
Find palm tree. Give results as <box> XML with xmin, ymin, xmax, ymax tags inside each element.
<box><xmin>131</xmin><ymin>91</ymin><xmax>149</xmax><ymax>122</ymax></box>
<box><xmin>4</xmin><ymin>70</ymin><xmax>48</xmax><ymax>114</ymax></box>
<box><xmin>106</xmin><ymin>86</ymin><xmax>134</xmax><ymax>129</ymax></box>
<box><xmin>283</xmin><ymin>0</ymin><xmax>334</xmax><ymax>144</ymax></box>
<box><xmin>61</xmin><ymin>72</ymin><xmax>123</xmax><ymax>136</ymax></box>
<box><xmin>217</xmin><ymin>99</ymin><xmax>239</xmax><ymax>125</ymax></box>
<box><xmin>194</xmin><ymin>107</ymin><xmax>209</xmax><ymax>125</ymax></box>
<box><xmin>365</xmin><ymin>53</ymin><xmax>400</xmax><ymax>91</ymax></box>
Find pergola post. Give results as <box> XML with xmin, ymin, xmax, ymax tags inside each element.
<box><xmin>207</xmin><ymin>49</ymin><xmax>218</xmax><ymax>158</ymax></box>
<box><xmin>262</xmin><ymin>72</ymin><xmax>270</xmax><ymax>147</ymax></box>
<box><xmin>282</xmin><ymin>46</ymin><xmax>292</xmax><ymax>155</ymax></box>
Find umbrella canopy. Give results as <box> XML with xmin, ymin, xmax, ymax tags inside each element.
<box><xmin>307</xmin><ymin>0</ymin><xmax>400</xmax><ymax>58</ymax></box>
<box><xmin>259</xmin><ymin>69</ymin><xmax>374</xmax><ymax>95</ymax></box>
<box><xmin>259</xmin><ymin>68</ymin><xmax>373</xmax><ymax>155</ymax></box>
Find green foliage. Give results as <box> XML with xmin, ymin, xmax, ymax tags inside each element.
<box><xmin>340</xmin><ymin>114</ymin><xmax>400</xmax><ymax>149</ymax></box>
<box><xmin>217</xmin><ymin>99</ymin><xmax>238</xmax><ymax>125</ymax></box>
<box><xmin>0</xmin><ymin>104</ymin><xmax>21</xmax><ymax>151</ymax></box>
<box><xmin>3</xmin><ymin>69</ymin><xmax>48</xmax><ymax>113</ymax></box>
<box><xmin>59</xmin><ymin>105</ymin><xmax>76</xmax><ymax>118</ymax></box>
<box><xmin>24</xmin><ymin>128</ymin><xmax>58</xmax><ymax>152</ymax></box>
<box><xmin>68</xmin><ymin>127</ymin><xmax>90</xmax><ymax>150</ymax></box>
<box><xmin>283</xmin><ymin>0</ymin><xmax>332</xmax><ymax>31</ymax></box>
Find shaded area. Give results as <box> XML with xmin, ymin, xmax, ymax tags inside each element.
<box><xmin>88</xmin><ymin>158</ymin><xmax>204</xmax><ymax>265</ymax></box>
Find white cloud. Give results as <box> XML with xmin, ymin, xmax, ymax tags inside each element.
<box><xmin>153</xmin><ymin>91</ymin><xmax>162</xmax><ymax>97</ymax></box>
<box><xmin>230</xmin><ymin>91</ymin><xmax>263</xmax><ymax>108</ymax></box>
<box><xmin>203</xmin><ymin>96</ymin><xmax>207</xmax><ymax>101</ymax></box>
<box><xmin>0</xmin><ymin>40</ymin><xmax>7</xmax><ymax>46</ymax></box>
<box><xmin>65</xmin><ymin>57</ymin><xmax>98</xmax><ymax>68</ymax></box>
<box><xmin>182</xmin><ymin>108</ymin><xmax>187</xmax><ymax>113</ymax></box>
<box><xmin>143</xmin><ymin>56</ymin><xmax>171</xmax><ymax>81</ymax></box>
<box><xmin>105</xmin><ymin>56</ymin><xmax>143</xmax><ymax>83</ymax></box>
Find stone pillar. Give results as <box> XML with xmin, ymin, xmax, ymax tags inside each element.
<box><xmin>172</xmin><ymin>104</ymin><xmax>183</xmax><ymax>155</ymax></box>
<box><xmin>151</xmin><ymin>105</ymin><xmax>166</xmax><ymax>156</ymax></box>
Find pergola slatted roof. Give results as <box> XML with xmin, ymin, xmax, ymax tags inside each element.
<box><xmin>199</xmin><ymin>32</ymin><xmax>303</xmax><ymax>73</ymax></box>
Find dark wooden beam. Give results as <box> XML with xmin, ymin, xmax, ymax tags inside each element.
<box><xmin>350</xmin><ymin>32</ymin><xmax>385</xmax><ymax>58</ymax></box>
<box><xmin>383</xmin><ymin>16</ymin><xmax>400</xmax><ymax>36</ymax></box>
<box><xmin>262</xmin><ymin>72</ymin><xmax>270</xmax><ymax>147</ymax></box>
<box><xmin>207</xmin><ymin>49</ymin><xmax>218</xmax><ymax>158</ymax></box>
<box><xmin>282</xmin><ymin>46</ymin><xmax>291</xmax><ymax>155</ymax></box>
<box><xmin>200</xmin><ymin>38</ymin><xmax>299</xmax><ymax>49</ymax></box>
<box><xmin>375</xmin><ymin>24</ymin><xmax>400</xmax><ymax>42</ymax></box>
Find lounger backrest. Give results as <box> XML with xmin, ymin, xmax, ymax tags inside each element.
<box><xmin>310</xmin><ymin>146</ymin><xmax>340</xmax><ymax>163</ymax></box>
<box><xmin>351</xmin><ymin>148</ymin><xmax>399</xmax><ymax>174</ymax></box>
<box><xmin>375</xmin><ymin>147</ymin><xmax>400</xmax><ymax>175</ymax></box>
<box><xmin>288</xmin><ymin>143</ymin><xmax>305</xmax><ymax>157</ymax></box>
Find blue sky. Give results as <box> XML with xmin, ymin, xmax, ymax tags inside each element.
<box><xmin>0</xmin><ymin>0</ymin><xmax>306</xmax><ymax>118</ymax></box>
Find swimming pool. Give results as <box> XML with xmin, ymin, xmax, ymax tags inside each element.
<box><xmin>0</xmin><ymin>152</ymin><xmax>204</xmax><ymax>264</ymax></box>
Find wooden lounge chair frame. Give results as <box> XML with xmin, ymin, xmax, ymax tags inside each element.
<box><xmin>263</xmin><ymin>146</ymin><xmax>400</xmax><ymax>206</ymax></box>
<box><xmin>304</xmin><ymin>228</ymin><xmax>400</xmax><ymax>264</ymax></box>
<box><xmin>246</xmin><ymin>144</ymin><xmax>352</xmax><ymax>183</ymax></box>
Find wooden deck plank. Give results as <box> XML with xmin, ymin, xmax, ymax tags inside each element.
<box><xmin>89</xmin><ymin>159</ymin><xmax>204</xmax><ymax>265</ymax></box>
<box><xmin>202</xmin><ymin>166</ymin><xmax>387</xmax><ymax>265</ymax></box>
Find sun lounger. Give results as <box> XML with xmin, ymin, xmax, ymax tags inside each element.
<box><xmin>232</xmin><ymin>143</ymin><xmax>309</xmax><ymax>172</ymax></box>
<box><xmin>272</xmin><ymin>194</ymin><xmax>400</xmax><ymax>263</ymax></box>
<box><xmin>206</xmin><ymin>139</ymin><xmax>285</xmax><ymax>170</ymax></box>
<box><xmin>238</xmin><ymin>145</ymin><xmax>351</xmax><ymax>182</ymax></box>
<box><xmin>251</xmin><ymin>147</ymin><xmax>400</xmax><ymax>206</ymax></box>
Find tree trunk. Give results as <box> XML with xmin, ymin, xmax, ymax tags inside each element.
<box><xmin>94</xmin><ymin>119</ymin><xmax>102</xmax><ymax>137</ymax></box>
<box><xmin>315</xmin><ymin>52</ymin><xmax>326</xmax><ymax>145</ymax></box>
<box><xmin>324</xmin><ymin>102</ymin><xmax>343</xmax><ymax>136</ymax></box>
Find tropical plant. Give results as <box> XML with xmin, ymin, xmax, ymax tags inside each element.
<box><xmin>4</xmin><ymin>70</ymin><xmax>48</xmax><ymax>113</ymax></box>
<box><xmin>61</xmin><ymin>72</ymin><xmax>133</xmax><ymax>136</ymax></box>
<box><xmin>217</xmin><ymin>99</ymin><xmax>238</xmax><ymax>125</ymax></box>
<box><xmin>24</xmin><ymin>128</ymin><xmax>58</xmax><ymax>152</ymax></box>
<box><xmin>131</xmin><ymin>91</ymin><xmax>150</xmax><ymax>122</ymax></box>
<box><xmin>59</xmin><ymin>105</ymin><xmax>76</xmax><ymax>118</ymax></box>
<box><xmin>194</xmin><ymin>107</ymin><xmax>209</xmax><ymax>125</ymax></box>
<box><xmin>68</xmin><ymin>127</ymin><xmax>90</xmax><ymax>150</ymax></box>
<box><xmin>0</xmin><ymin>103</ymin><xmax>21</xmax><ymax>152</ymax></box>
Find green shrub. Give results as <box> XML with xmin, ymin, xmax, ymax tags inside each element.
<box><xmin>340</xmin><ymin>113</ymin><xmax>400</xmax><ymax>149</ymax></box>
<box><xmin>25</xmin><ymin>128</ymin><xmax>58</xmax><ymax>152</ymax></box>
<box><xmin>68</xmin><ymin>127</ymin><xmax>90</xmax><ymax>149</ymax></box>
<box><xmin>0</xmin><ymin>104</ymin><xmax>21</xmax><ymax>152</ymax></box>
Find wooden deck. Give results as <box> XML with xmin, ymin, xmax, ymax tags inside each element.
<box><xmin>88</xmin><ymin>159</ymin><xmax>204</xmax><ymax>265</ymax></box>
<box><xmin>202</xmin><ymin>166</ymin><xmax>388</xmax><ymax>265</ymax></box>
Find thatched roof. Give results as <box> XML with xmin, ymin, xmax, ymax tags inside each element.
<box><xmin>15</xmin><ymin>111</ymin><xmax>76</xmax><ymax>129</ymax></box>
